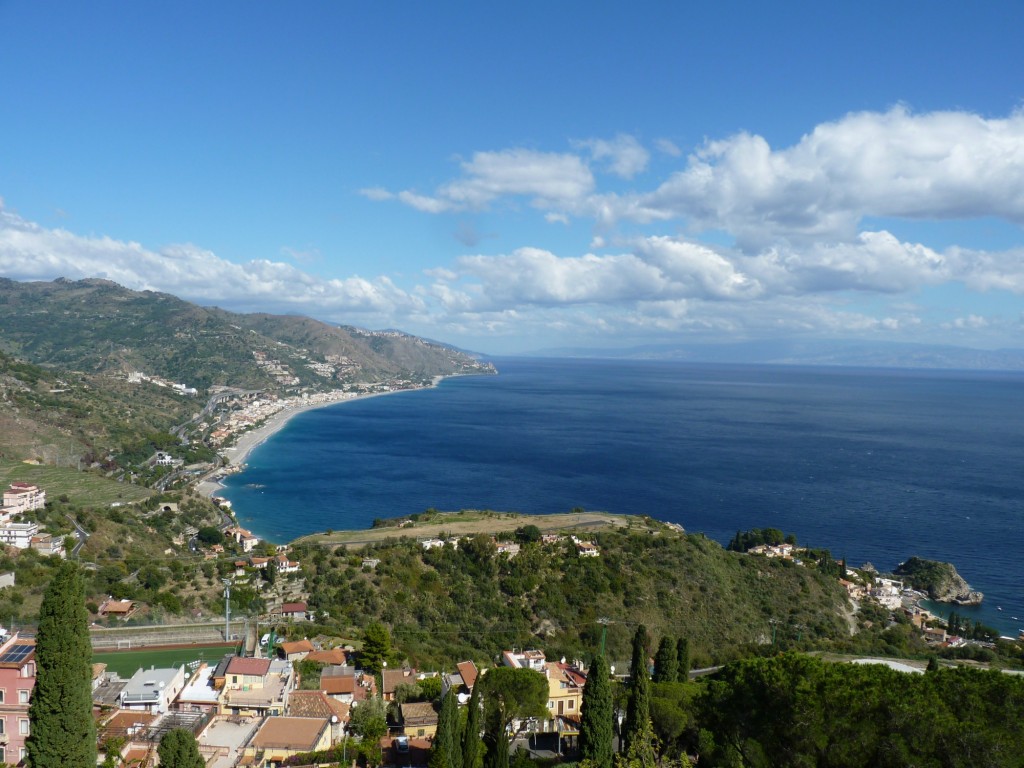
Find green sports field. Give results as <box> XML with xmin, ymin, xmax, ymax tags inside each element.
<box><xmin>93</xmin><ymin>644</ymin><xmax>238</xmax><ymax>678</ymax></box>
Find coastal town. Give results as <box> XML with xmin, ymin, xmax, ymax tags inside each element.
<box><xmin>0</xmin><ymin>469</ymin><xmax>1017</xmax><ymax>766</ymax></box>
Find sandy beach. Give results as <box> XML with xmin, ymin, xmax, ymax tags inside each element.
<box><xmin>195</xmin><ymin>379</ymin><xmax>446</xmax><ymax>498</ymax></box>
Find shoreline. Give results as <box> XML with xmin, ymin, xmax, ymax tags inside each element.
<box><xmin>195</xmin><ymin>376</ymin><xmax>448</xmax><ymax>499</ymax></box>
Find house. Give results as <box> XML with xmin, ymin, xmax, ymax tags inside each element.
<box><xmin>320</xmin><ymin>666</ymin><xmax>375</xmax><ymax>704</ymax></box>
<box><xmin>400</xmin><ymin>701</ymin><xmax>439</xmax><ymax>738</ymax></box>
<box><xmin>541</xmin><ymin>661</ymin><xmax>586</xmax><ymax>731</ymax></box>
<box><xmin>2</xmin><ymin>483</ymin><xmax>45</xmax><ymax>514</ymax></box>
<box><xmin>441</xmin><ymin>660</ymin><xmax>479</xmax><ymax>703</ymax></box>
<box><xmin>286</xmin><ymin>690</ymin><xmax>349</xmax><ymax>743</ymax></box>
<box><xmin>119</xmin><ymin>666</ymin><xmax>186</xmax><ymax>714</ymax></box>
<box><xmin>225</xmin><ymin>526</ymin><xmax>259</xmax><ymax>553</ymax></box>
<box><xmin>277</xmin><ymin>602</ymin><xmax>308</xmax><ymax>621</ymax></box>
<box><xmin>304</xmin><ymin>648</ymin><xmax>347</xmax><ymax>666</ymax></box>
<box><xmin>174</xmin><ymin>664</ymin><xmax>221</xmax><ymax>713</ymax></box>
<box><xmin>382</xmin><ymin>667</ymin><xmax>419</xmax><ymax>701</ymax></box>
<box><xmin>280</xmin><ymin>639</ymin><xmax>315</xmax><ymax>662</ymax></box>
<box><xmin>219</xmin><ymin>656</ymin><xmax>295</xmax><ymax>717</ymax></box>
<box><xmin>98</xmin><ymin>599</ymin><xmax>138</xmax><ymax>620</ymax></box>
<box><xmin>243</xmin><ymin>716</ymin><xmax>332</xmax><ymax>765</ymax></box>
<box><xmin>275</xmin><ymin>553</ymin><xmax>301</xmax><ymax>573</ymax></box>
<box><xmin>576</xmin><ymin>541</ymin><xmax>600</xmax><ymax>557</ymax></box>
<box><xmin>0</xmin><ymin>521</ymin><xmax>40</xmax><ymax>550</ymax></box>
<box><xmin>0</xmin><ymin>633</ymin><xmax>36</xmax><ymax>766</ymax></box>
<box><xmin>30</xmin><ymin>533</ymin><xmax>66</xmax><ymax>558</ymax></box>
<box><xmin>502</xmin><ymin>649</ymin><xmax>546</xmax><ymax>671</ymax></box>
<box><xmin>496</xmin><ymin>542</ymin><xmax>521</xmax><ymax>557</ymax></box>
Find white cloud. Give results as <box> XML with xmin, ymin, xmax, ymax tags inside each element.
<box><xmin>654</xmin><ymin>138</ymin><xmax>682</xmax><ymax>157</ymax></box>
<box><xmin>634</xmin><ymin>107</ymin><xmax>1024</xmax><ymax>249</ymax></box>
<box><xmin>358</xmin><ymin>187</ymin><xmax>394</xmax><ymax>201</ymax></box>
<box><xmin>573</xmin><ymin>134</ymin><xmax>650</xmax><ymax>179</ymax></box>
<box><xmin>0</xmin><ymin>205</ymin><xmax>423</xmax><ymax>319</ymax></box>
<box><xmin>383</xmin><ymin>149</ymin><xmax>595</xmax><ymax>215</ymax></box>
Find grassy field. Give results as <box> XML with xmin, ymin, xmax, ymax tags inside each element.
<box><xmin>0</xmin><ymin>460</ymin><xmax>152</xmax><ymax>506</ymax></box>
<box><xmin>93</xmin><ymin>643</ymin><xmax>238</xmax><ymax>677</ymax></box>
<box><xmin>293</xmin><ymin>509</ymin><xmax>637</xmax><ymax>548</ymax></box>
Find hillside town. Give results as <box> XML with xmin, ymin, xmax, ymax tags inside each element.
<box><xmin>1</xmin><ymin>478</ymin><xmax>1018</xmax><ymax>767</ymax></box>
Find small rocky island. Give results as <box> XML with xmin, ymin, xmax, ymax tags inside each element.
<box><xmin>894</xmin><ymin>556</ymin><xmax>984</xmax><ymax>605</ymax></box>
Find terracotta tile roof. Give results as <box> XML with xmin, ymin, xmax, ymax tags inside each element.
<box><xmin>456</xmin><ymin>660</ymin><xmax>478</xmax><ymax>689</ymax></box>
<box><xmin>400</xmin><ymin>701</ymin><xmax>439</xmax><ymax>727</ymax></box>
<box><xmin>280</xmin><ymin>639</ymin><xmax>315</xmax><ymax>655</ymax></box>
<box><xmin>305</xmin><ymin>648</ymin><xmax>347</xmax><ymax>665</ymax></box>
<box><xmin>382</xmin><ymin>667</ymin><xmax>418</xmax><ymax>694</ymax></box>
<box><xmin>225</xmin><ymin>656</ymin><xmax>272</xmax><ymax>677</ymax></box>
<box><xmin>251</xmin><ymin>716</ymin><xmax>329</xmax><ymax>751</ymax></box>
<box><xmin>321</xmin><ymin>675</ymin><xmax>356</xmax><ymax>695</ymax></box>
<box><xmin>281</xmin><ymin>601</ymin><xmax>307</xmax><ymax>613</ymax></box>
<box><xmin>288</xmin><ymin>690</ymin><xmax>351</xmax><ymax>721</ymax></box>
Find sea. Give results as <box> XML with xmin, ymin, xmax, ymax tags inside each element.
<box><xmin>220</xmin><ymin>357</ymin><xmax>1024</xmax><ymax>637</ymax></box>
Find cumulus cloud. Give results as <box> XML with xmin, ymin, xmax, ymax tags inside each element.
<box><xmin>0</xmin><ymin>205</ymin><xmax>422</xmax><ymax>319</ymax></box>
<box><xmin>635</xmin><ymin>107</ymin><xmax>1024</xmax><ymax>249</ymax></box>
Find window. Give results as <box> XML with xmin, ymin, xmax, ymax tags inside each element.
<box><xmin>19</xmin><ymin>719</ymin><xmax>29</xmax><ymax>736</ymax></box>
<box><xmin>568</xmin><ymin>700</ymin><xmax>575</xmax><ymax>710</ymax></box>
<box><xmin>0</xmin><ymin>717</ymin><xmax>5</xmax><ymax>733</ymax></box>
<box><xmin>18</xmin><ymin>690</ymin><xmax>28</xmax><ymax>704</ymax></box>
<box><xmin>0</xmin><ymin>690</ymin><xmax>4</xmax><ymax>703</ymax></box>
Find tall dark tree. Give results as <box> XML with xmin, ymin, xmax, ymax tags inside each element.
<box><xmin>433</xmin><ymin>689</ymin><xmax>463</xmax><ymax>768</ymax></box>
<box><xmin>157</xmin><ymin>729</ymin><xmax>205</xmax><ymax>768</ymax></box>
<box><xmin>675</xmin><ymin>637</ymin><xmax>690</xmax><ymax>683</ymax></box>
<box><xmin>26</xmin><ymin>562</ymin><xmax>96</xmax><ymax>768</ymax></box>
<box><xmin>653</xmin><ymin>637</ymin><xmax>677</xmax><ymax>683</ymax></box>
<box><xmin>578</xmin><ymin>654</ymin><xmax>614</xmax><ymax>768</ymax></box>
<box><xmin>623</xmin><ymin>625</ymin><xmax>651</xmax><ymax>756</ymax></box>
<box><xmin>462</xmin><ymin>684</ymin><xmax>483</xmax><ymax>768</ymax></box>
<box><xmin>478</xmin><ymin>667</ymin><xmax>548</xmax><ymax>768</ymax></box>
<box><xmin>361</xmin><ymin>621</ymin><xmax>392</xmax><ymax>673</ymax></box>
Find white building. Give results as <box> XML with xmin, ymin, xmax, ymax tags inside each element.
<box><xmin>2</xmin><ymin>484</ymin><xmax>45</xmax><ymax>514</ymax></box>
<box><xmin>0</xmin><ymin>522</ymin><xmax>40</xmax><ymax>550</ymax></box>
<box><xmin>119</xmin><ymin>666</ymin><xmax>187</xmax><ymax>714</ymax></box>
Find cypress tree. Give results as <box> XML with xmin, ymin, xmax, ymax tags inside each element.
<box><xmin>26</xmin><ymin>562</ymin><xmax>96</xmax><ymax>768</ymax></box>
<box><xmin>652</xmin><ymin>637</ymin><xmax>677</xmax><ymax>683</ymax></box>
<box><xmin>462</xmin><ymin>684</ymin><xmax>483</xmax><ymax>768</ymax></box>
<box><xmin>578</xmin><ymin>654</ymin><xmax>613</xmax><ymax>768</ymax></box>
<box><xmin>622</xmin><ymin>624</ymin><xmax>651</xmax><ymax>755</ymax></box>
<box><xmin>157</xmin><ymin>729</ymin><xmax>205</xmax><ymax>768</ymax></box>
<box><xmin>675</xmin><ymin>637</ymin><xmax>690</xmax><ymax>682</ymax></box>
<box><xmin>433</xmin><ymin>689</ymin><xmax>462</xmax><ymax>768</ymax></box>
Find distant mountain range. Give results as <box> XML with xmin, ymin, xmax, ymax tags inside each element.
<box><xmin>527</xmin><ymin>339</ymin><xmax>1024</xmax><ymax>371</ymax></box>
<box><xmin>0</xmin><ymin>277</ymin><xmax>491</xmax><ymax>389</ymax></box>
<box><xmin>0</xmin><ymin>277</ymin><xmax>492</xmax><ymax>465</ymax></box>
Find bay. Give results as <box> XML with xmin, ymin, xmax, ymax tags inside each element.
<box><xmin>221</xmin><ymin>357</ymin><xmax>1024</xmax><ymax>636</ymax></box>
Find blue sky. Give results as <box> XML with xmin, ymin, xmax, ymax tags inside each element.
<box><xmin>2</xmin><ymin>2</ymin><xmax>1024</xmax><ymax>354</ymax></box>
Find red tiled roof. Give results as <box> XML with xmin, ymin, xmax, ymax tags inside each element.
<box><xmin>225</xmin><ymin>656</ymin><xmax>272</xmax><ymax>677</ymax></box>
<box><xmin>305</xmin><ymin>648</ymin><xmax>347</xmax><ymax>666</ymax></box>
<box><xmin>321</xmin><ymin>676</ymin><xmax>356</xmax><ymax>695</ymax></box>
<box><xmin>456</xmin><ymin>660</ymin><xmax>478</xmax><ymax>689</ymax></box>
<box><xmin>281</xmin><ymin>639</ymin><xmax>315</xmax><ymax>655</ymax></box>
<box><xmin>281</xmin><ymin>602</ymin><xmax>307</xmax><ymax>613</ymax></box>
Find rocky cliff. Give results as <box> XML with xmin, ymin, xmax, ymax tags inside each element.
<box><xmin>894</xmin><ymin>556</ymin><xmax>983</xmax><ymax>605</ymax></box>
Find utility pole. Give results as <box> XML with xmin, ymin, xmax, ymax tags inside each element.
<box><xmin>597</xmin><ymin>617</ymin><xmax>611</xmax><ymax>656</ymax></box>
<box><xmin>222</xmin><ymin>579</ymin><xmax>232</xmax><ymax>642</ymax></box>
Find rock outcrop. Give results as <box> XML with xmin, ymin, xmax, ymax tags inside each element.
<box><xmin>894</xmin><ymin>556</ymin><xmax>983</xmax><ymax>605</ymax></box>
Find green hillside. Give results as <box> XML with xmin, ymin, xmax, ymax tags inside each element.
<box><xmin>293</xmin><ymin>519</ymin><xmax>851</xmax><ymax>669</ymax></box>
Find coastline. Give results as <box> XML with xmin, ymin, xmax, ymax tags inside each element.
<box><xmin>195</xmin><ymin>376</ymin><xmax>449</xmax><ymax>499</ymax></box>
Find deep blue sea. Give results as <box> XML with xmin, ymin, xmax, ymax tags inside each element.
<box><xmin>222</xmin><ymin>357</ymin><xmax>1024</xmax><ymax>636</ymax></box>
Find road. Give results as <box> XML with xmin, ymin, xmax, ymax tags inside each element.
<box><xmin>66</xmin><ymin>514</ymin><xmax>89</xmax><ymax>558</ymax></box>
